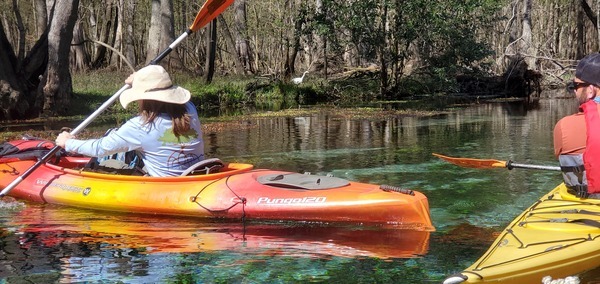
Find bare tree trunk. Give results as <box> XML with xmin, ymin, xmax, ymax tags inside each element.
<box><xmin>233</xmin><ymin>0</ymin><xmax>252</xmax><ymax>74</ymax></box>
<box><xmin>288</xmin><ymin>5</ymin><xmax>304</xmax><ymax>76</ymax></box>
<box><xmin>378</xmin><ymin>1</ymin><xmax>388</xmax><ymax>98</ymax></box>
<box><xmin>146</xmin><ymin>0</ymin><xmax>180</xmax><ymax>67</ymax></box>
<box><xmin>520</xmin><ymin>0</ymin><xmax>535</xmax><ymax>67</ymax></box>
<box><xmin>343</xmin><ymin>33</ymin><xmax>357</xmax><ymax>67</ymax></box>
<box><xmin>123</xmin><ymin>0</ymin><xmax>136</xmax><ymax>67</ymax></box>
<box><xmin>502</xmin><ymin>0</ymin><xmax>520</xmax><ymax>71</ymax></box>
<box><xmin>111</xmin><ymin>0</ymin><xmax>124</xmax><ymax>68</ymax></box>
<box><xmin>146</xmin><ymin>0</ymin><xmax>161</xmax><ymax>63</ymax></box>
<box><xmin>20</xmin><ymin>30</ymin><xmax>48</xmax><ymax>96</ymax></box>
<box><xmin>109</xmin><ymin>0</ymin><xmax>135</xmax><ymax>69</ymax></box>
<box><xmin>0</xmin><ymin>20</ymin><xmax>28</xmax><ymax>120</ymax></box>
<box><xmin>92</xmin><ymin>0</ymin><xmax>115</xmax><ymax>68</ymax></box>
<box><xmin>11</xmin><ymin>0</ymin><xmax>26</xmax><ymax>61</ymax></box>
<box><xmin>33</xmin><ymin>0</ymin><xmax>47</xmax><ymax>38</ymax></box>
<box><xmin>284</xmin><ymin>0</ymin><xmax>301</xmax><ymax>78</ymax></box>
<box><xmin>176</xmin><ymin>0</ymin><xmax>190</xmax><ymax>68</ymax></box>
<box><xmin>218</xmin><ymin>15</ymin><xmax>245</xmax><ymax>75</ymax></box>
<box><xmin>314</xmin><ymin>0</ymin><xmax>325</xmax><ymax>73</ymax></box>
<box><xmin>205</xmin><ymin>19</ymin><xmax>217</xmax><ymax>83</ymax></box>
<box><xmin>580</xmin><ymin>0</ymin><xmax>598</xmax><ymax>29</ymax></box>
<box><xmin>70</xmin><ymin>19</ymin><xmax>89</xmax><ymax>71</ymax></box>
<box><xmin>40</xmin><ymin>0</ymin><xmax>79</xmax><ymax>117</ymax></box>
<box><xmin>577</xmin><ymin>1</ymin><xmax>585</xmax><ymax>58</ymax></box>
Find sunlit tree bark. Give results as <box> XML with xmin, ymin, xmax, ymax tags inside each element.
<box><xmin>146</xmin><ymin>0</ymin><xmax>180</xmax><ymax>67</ymax></box>
<box><xmin>70</xmin><ymin>19</ymin><xmax>89</xmax><ymax>71</ymax></box>
<box><xmin>233</xmin><ymin>0</ymin><xmax>253</xmax><ymax>74</ymax></box>
<box><xmin>111</xmin><ymin>0</ymin><xmax>124</xmax><ymax>68</ymax></box>
<box><xmin>91</xmin><ymin>0</ymin><xmax>116</xmax><ymax>68</ymax></box>
<box><xmin>123</xmin><ymin>0</ymin><xmax>136</xmax><ymax>67</ymax></box>
<box><xmin>520</xmin><ymin>0</ymin><xmax>535</xmax><ymax>67</ymax></box>
<box><xmin>41</xmin><ymin>0</ymin><xmax>80</xmax><ymax>116</ymax></box>
<box><xmin>33</xmin><ymin>0</ymin><xmax>47</xmax><ymax>38</ymax></box>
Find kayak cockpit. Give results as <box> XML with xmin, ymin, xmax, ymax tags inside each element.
<box><xmin>47</xmin><ymin>156</ymin><xmax>254</xmax><ymax>181</ymax></box>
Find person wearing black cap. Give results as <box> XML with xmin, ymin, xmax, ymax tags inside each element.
<box><xmin>554</xmin><ymin>53</ymin><xmax>600</xmax><ymax>198</ymax></box>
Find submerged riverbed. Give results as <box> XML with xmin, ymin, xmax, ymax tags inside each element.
<box><xmin>1</xmin><ymin>98</ymin><xmax>600</xmax><ymax>283</ymax></box>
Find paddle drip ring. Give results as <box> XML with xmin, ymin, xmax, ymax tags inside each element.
<box><xmin>506</xmin><ymin>160</ymin><xmax>514</xmax><ymax>170</ymax></box>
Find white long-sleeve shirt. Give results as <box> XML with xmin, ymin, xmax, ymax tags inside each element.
<box><xmin>66</xmin><ymin>102</ymin><xmax>204</xmax><ymax>177</ymax></box>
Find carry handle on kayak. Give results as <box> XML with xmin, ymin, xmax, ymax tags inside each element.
<box><xmin>0</xmin><ymin>0</ymin><xmax>235</xmax><ymax>197</ymax></box>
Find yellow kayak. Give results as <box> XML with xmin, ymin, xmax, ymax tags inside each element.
<box><xmin>444</xmin><ymin>183</ymin><xmax>600</xmax><ymax>284</ymax></box>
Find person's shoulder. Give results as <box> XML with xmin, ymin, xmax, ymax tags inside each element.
<box><xmin>185</xmin><ymin>101</ymin><xmax>199</xmax><ymax>114</ymax></box>
<box><xmin>116</xmin><ymin>116</ymin><xmax>145</xmax><ymax>130</ymax></box>
<box><xmin>185</xmin><ymin>101</ymin><xmax>197</xmax><ymax>108</ymax></box>
<box><xmin>558</xmin><ymin>112</ymin><xmax>585</xmax><ymax>122</ymax></box>
<box><xmin>555</xmin><ymin>112</ymin><xmax>585</xmax><ymax>128</ymax></box>
<box><xmin>124</xmin><ymin>115</ymin><xmax>144</xmax><ymax>124</ymax></box>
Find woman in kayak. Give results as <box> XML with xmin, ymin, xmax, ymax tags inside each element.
<box><xmin>55</xmin><ymin>65</ymin><xmax>205</xmax><ymax>177</ymax></box>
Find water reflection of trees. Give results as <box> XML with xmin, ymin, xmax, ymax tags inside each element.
<box><xmin>0</xmin><ymin>229</ymin><xmax>152</xmax><ymax>282</ymax></box>
<box><xmin>212</xmin><ymin>98</ymin><xmax>573</xmax><ymax>173</ymax></box>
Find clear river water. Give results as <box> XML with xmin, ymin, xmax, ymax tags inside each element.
<box><xmin>2</xmin><ymin>96</ymin><xmax>600</xmax><ymax>283</ymax></box>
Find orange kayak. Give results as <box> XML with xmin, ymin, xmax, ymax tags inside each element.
<box><xmin>0</xmin><ymin>139</ymin><xmax>433</xmax><ymax>230</ymax></box>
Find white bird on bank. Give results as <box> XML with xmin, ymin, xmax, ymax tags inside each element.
<box><xmin>292</xmin><ymin>71</ymin><xmax>309</xmax><ymax>84</ymax></box>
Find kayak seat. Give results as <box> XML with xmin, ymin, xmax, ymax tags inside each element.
<box><xmin>83</xmin><ymin>150</ymin><xmax>147</xmax><ymax>176</ymax></box>
<box><xmin>180</xmin><ymin>158</ymin><xmax>224</xmax><ymax>176</ymax></box>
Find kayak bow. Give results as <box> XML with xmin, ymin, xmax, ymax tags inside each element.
<box><xmin>443</xmin><ymin>183</ymin><xmax>600</xmax><ymax>283</ymax></box>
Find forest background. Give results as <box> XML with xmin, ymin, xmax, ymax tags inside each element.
<box><xmin>0</xmin><ymin>0</ymin><xmax>597</xmax><ymax>121</ymax></box>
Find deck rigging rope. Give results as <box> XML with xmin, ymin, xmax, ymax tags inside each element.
<box><xmin>190</xmin><ymin>174</ymin><xmax>247</xmax><ymax>221</ymax></box>
<box><xmin>0</xmin><ymin>164</ymin><xmax>18</xmax><ymax>175</ymax></box>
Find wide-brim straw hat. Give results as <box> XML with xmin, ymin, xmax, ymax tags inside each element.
<box><xmin>120</xmin><ymin>65</ymin><xmax>191</xmax><ymax>108</ymax></box>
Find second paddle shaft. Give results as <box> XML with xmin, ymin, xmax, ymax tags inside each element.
<box><xmin>506</xmin><ymin>161</ymin><xmax>560</xmax><ymax>171</ymax></box>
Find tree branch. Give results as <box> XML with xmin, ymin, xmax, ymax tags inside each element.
<box><xmin>580</xmin><ymin>0</ymin><xmax>598</xmax><ymax>29</ymax></box>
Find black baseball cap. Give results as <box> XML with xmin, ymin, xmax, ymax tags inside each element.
<box><xmin>576</xmin><ymin>53</ymin><xmax>600</xmax><ymax>85</ymax></box>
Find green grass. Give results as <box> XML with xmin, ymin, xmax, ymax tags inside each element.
<box><xmin>69</xmin><ymin>68</ymin><xmax>459</xmax><ymax>118</ymax></box>
<box><xmin>70</xmin><ymin>70</ymin><xmax>332</xmax><ymax>118</ymax></box>
<box><xmin>0</xmin><ymin>69</ymin><xmax>458</xmax><ymax>142</ymax></box>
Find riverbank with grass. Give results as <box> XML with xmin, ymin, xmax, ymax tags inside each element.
<box><xmin>69</xmin><ymin>68</ymin><xmax>452</xmax><ymax>117</ymax></box>
<box><xmin>70</xmin><ymin>69</ymin><xmax>338</xmax><ymax>118</ymax></box>
<box><xmin>2</xmin><ymin>68</ymin><xmax>540</xmax><ymax>142</ymax></box>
